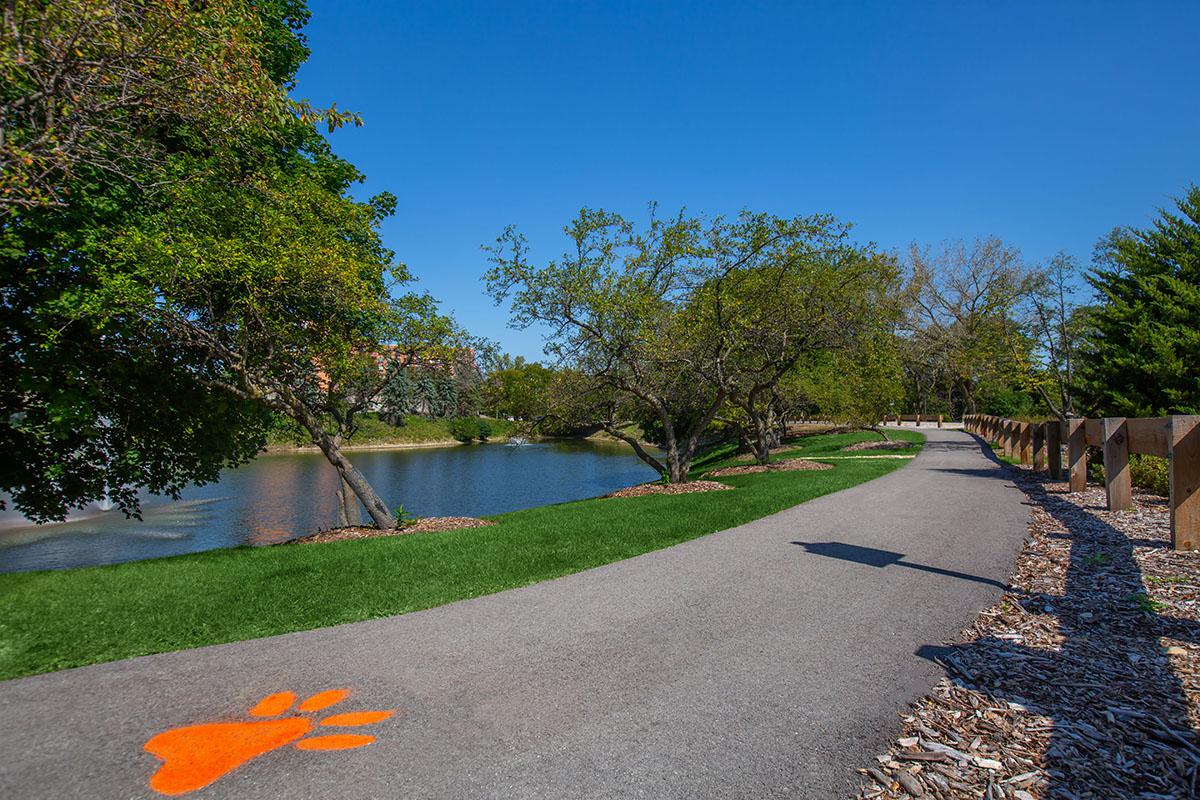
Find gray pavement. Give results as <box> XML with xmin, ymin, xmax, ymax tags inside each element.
<box><xmin>0</xmin><ymin>428</ymin><xmax>1029</xmax><ymax>800</ymax></box>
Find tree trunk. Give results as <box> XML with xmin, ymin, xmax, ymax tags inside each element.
<box><xmin>282</xmin><ymin>395</ymin><xmax>398</xmax><ymax>529</ymax></box>
<box><xmin>339</xmin><ymin>477</ymin><xmax>360</xmax><ymax>526</ymax></box>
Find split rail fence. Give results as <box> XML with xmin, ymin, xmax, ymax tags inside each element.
<box><xmin>963</xmin><ymin>413</ymin><xmax>1200</xmax><ymax>551</ymax></box>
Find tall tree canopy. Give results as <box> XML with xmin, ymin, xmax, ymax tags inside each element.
<box><xmin>1078</xmin><ymin>185</ymin><xmax>1200</xmax><ymax>417</ymax></box>
<box><xmin>0</xmin><ymin>0</ymin><xmax>435</xmax><ymax>527</ymax></box>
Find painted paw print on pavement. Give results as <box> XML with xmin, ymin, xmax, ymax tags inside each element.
<box><xmin>143</xmin><ymin>689</ymin><xmax>393</xmax><ymax>795</ymax></box>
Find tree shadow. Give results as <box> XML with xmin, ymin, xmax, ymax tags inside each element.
<box><xmin>791</xmin><ymin>541</ymin><xmax>1010</xmax><ymax>591</ymax></box>
<box><xmin>913</xmin><ymin>473</ymin><xmax>1199</xmax><ymax>797</ymax></box>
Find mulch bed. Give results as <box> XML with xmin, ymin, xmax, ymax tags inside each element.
<box><xmin>604</xmin><ymin>480</ymin><xmax>732</xmax><ymax>498</ymax></box>
<box><xmin>285</xmin><ymin>517</ymin><xmax>494</xmax><ymax>544</ymax></box>
<box><xmin>843</xmin><ymin>440</ymin><xmax>916</xmax><ymax>452</ymax></box>
<box><xmin>856</xmin><ymin>468</ymin><xmax>1200</xmax><ymax>799</ymax></box>
<box><xmin>708</xmin><ymin>459</ymin><xmax>833</xmax><ymax>477</ymax></box>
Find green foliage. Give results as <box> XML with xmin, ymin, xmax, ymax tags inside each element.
<box><xmin>446</xmin><ymin>417</ymin><xmax>490</xmax><ymax>443</ymax></box>
<box><xmin>0</xmin><ymin>0</ymin><xmax>324</xmax><ymax>520</ymax></box>
<box><xmin>486</xmin><ymin>206</ymin><xmax>899</xmax><ymax>480</ymax></box>
<box><xmin>482</xmin><ymin>357</ymin><xmax>555</xmax><ymax>420</ymax></box>
<box><xmin>1078</xmin><ymin>185</ymin><xmax>1200</xmax><ymax>417</ymax></box>
<box><xmin>978</xmin><ymin>385</ymin><xmax>1036</xmax><ymax>419</ymax></box>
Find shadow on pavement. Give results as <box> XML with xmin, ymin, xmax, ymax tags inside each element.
<box><xmin>791</xmin><ymin>541</ymin><xmax>1010</xmax><ymax>591</ymax></box>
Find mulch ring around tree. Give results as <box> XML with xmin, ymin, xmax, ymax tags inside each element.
<box><xmin>842</xmin><ymin>440</ymin><xmax>915</xmax><ymax>452</ymax></box>
<box><xmin>285</xmin><ymin>517</ymin><xmax>495</xmax><ymax>544</ymax></box>
<box><xmin>708</xmin><ymin>459</ymin><xmax>833</xmax><ymax>477</ymax></box>
<box><xmin>604</xmin><ymin>480</ymin><xmax>732</xmax><ymax>498</ymax></box>
<box><xmin>856</xmin><ymin>467</ymin><xmax>1200</xmax><ymax>800</ymax></box>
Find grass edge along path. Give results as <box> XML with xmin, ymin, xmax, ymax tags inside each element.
<box><xmin>0</xmin><ymin>430</ymin><xmax>924</xmax><ymax>681</ymax></box>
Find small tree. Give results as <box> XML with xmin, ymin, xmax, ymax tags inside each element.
<box><xmin>485</xmin><ymin>207</ymin><xmax>732</xmax><ymax>483</ymax></box>
<box><xmin>1016</xmin><ymin>252</ymin><xmax>1085</xmax><ymax>420</ymax></box>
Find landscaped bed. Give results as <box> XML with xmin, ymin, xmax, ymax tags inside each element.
<box><xmin>288</xmin><ymin>517</ymin><xmax>495</xmax><ymax>544</ymax></box>
<box><xmin>0</xmin><ymin>429</ymin><xmax>922</xmax><ymax>680</ymax></box>
<box><xmin>604</xmin><ymin>480</ymin><xmax>731</xmax><ymax>498</ymax></box>
<box><xmin>856</xmin><ymin>465</ymin><xmax>1200</xmax><ymax>799</ymax></box>
<box><xmin>708</xmin><ymin>459</ymin><xmax>832</xmax><ymax>477</ymax></box>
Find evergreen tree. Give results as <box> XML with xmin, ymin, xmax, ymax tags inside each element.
<box><xmin>1079</xmin><ymin>186</ymin><xmax>1200</xmax><ymax>416</ymax></box>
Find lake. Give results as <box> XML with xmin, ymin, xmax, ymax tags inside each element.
<box><xmin>0</xmin><ymin>440</ymin><xmax>659</xmax><ymax>573</ymax></box>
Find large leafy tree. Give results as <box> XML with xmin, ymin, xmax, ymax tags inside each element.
<box><xmin>486</xmin><ymin>206</ymin><xmax>897</xmax><ymax>480</ymax></box>
<box><xmin>1078</xmin><ymin>185</ymin><xmax>1200</xmax><ymax>417</ymax></box>
<box><xmin>0</xmin><ymin>0</ymin><xmax>422</xmax><ymax>527</ymax></box>
<box><xmin>710</xmin><ymin>223</ymin><xmax>901</xmax><ymax>464</ymax></box>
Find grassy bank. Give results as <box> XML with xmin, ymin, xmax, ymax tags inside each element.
<box><xmin>0</xmin><ymin>430</ymin><xmax>923</xmax><ymax>680</ymax></box>
<box><xmin>268</xmin><ymin>413</ymin><xmax>520</xmax><ymax>449</ymax></box>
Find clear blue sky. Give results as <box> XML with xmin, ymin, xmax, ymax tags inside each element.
<box><xmin>295</xmin><ymin>1</ymin><xmax>1200</xmax><ymax>360</ymax></box>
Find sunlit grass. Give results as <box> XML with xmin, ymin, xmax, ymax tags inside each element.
<box><xmin>0</xmin><ymin>430</ymin><xmax>923</xmax><ymax>680</ymax></box>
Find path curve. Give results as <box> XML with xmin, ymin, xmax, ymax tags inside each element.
<box><xmin>0</xmin><ymin>428</ymin><xmax>1028</xmax><ymax>799</ymax></box>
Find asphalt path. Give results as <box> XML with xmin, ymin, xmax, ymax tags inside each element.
<box><xmin>0</xmin><ymin>428</ymin><xmax>1029</xmax><ymax>799</ymax></box>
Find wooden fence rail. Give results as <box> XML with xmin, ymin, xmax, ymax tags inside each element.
<box><xmin>963</xmin><ymin>413</ymin><xmax>1200</xmax><ymax>551</ymax></box>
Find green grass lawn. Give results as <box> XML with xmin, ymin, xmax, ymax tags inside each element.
<box><xmin>0</xmin><ymin>429</ymin><xmax>923</xmax><ymax>680</ymax></box>
<box><xmin>268</xmin><ymin>413</ymin><xmax>520</xmax><ymax>448</ymax></box>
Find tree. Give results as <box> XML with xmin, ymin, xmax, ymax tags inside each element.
<box><xmin>486</xmin><ymin>206</ymin><xmax>896</xmax><ymax>478</ymax></box>
<box><xmin>485</xmin><ymin>207</ymin><xmax>734</xmax><ymax>483</ymax></box>
<box><xmin>903</xmin><ymin>237</ymin><xmax>1037</xmax><ymax>416</ymax></box>
<box><xmin>1078</xmin><ymin>185</ymin><xmax>1200</xmax><ymax>417</ymax></box>
<box><xmin>1016</xmin><ymin>252</ymin><xmax>1086</xmax><ymax>420</ymax></box>
<box><xmin>712</xmin><ymin>231</ymin><xmax>902</xmax><ymax>464</ymax></box>
<box><xmin>0</xmin><ymin>0</ymin><xmax>355</xmax><ymax>213</ymax></box>
<box><xmin>798</xmin><ymin>334</ymin><xmax>905</xmax><ymax>439</ymax></box>
<box><xmin>482</xmin><ymin>357</ymin><xmax>555</xmax><ymax>420</ymax></box>
<box><xmin>0</xmin><ymin>0</ymin><xmax>328</xmax><ymax>521</ymax></box>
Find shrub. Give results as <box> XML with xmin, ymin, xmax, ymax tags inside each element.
<box><xmin>476</xmin><ymin>419</ymin><xmax>492</xmax><ymax>441</ymax></box>
<box><xmin>1087</xmin><ymin>452</ymin><xmax>1169</xmax><ymax>497</ymax></box>
<box><xmin>446</xmin><ymin>417</ymin><xmax>481</xmax><ymax>443</ymax></box>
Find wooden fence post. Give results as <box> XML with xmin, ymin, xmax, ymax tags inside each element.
<box><xmin>1032</xmin><ymin>424</ymin><xmax>1045</xmax><ymax>471</ymax></box>
<box><xmin>1103</xmin><ymin>417</ymin><xmax>1132</xmax><ymax>511</ymax></box>
<box><xmin>1019</xmin><ymin>422</ymin><xmax>1033</xmax><ymax>466</ymax></box>
<box><xmin>938</xmin><ymin>414</ymin><xmax>944</xmax><ymax>428</ymax></box>
<box><xmin>1169</xmin><ymin>415</ymin><xmax>1200</xmax><ymax>551</ymax></box>
<box><xmin>1046</xmin><ymin>421</ymin><xmax>1062</xmax><ymax>481</ymax></box>
<box><xmin>1068</xmin><ymin>418</ymin><xmax>1087</xmax><ymax>492</ymax></box>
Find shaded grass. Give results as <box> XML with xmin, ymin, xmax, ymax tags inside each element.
<box><xmin>0</xmin><ymin>431</ymin><xmax>923</xmax><ymax>680</ymax></box>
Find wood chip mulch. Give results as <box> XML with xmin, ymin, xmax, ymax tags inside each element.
<box><xmin>708</xmin><ymin>459</ymin><xmax>833</xmax><ymax>477</ymax></box>
<box><xmin>843</xmin><ymin>440</ymin><xmax>916</xmax><ymax>452</ymax></box>
<box><xmin>856</xmin><ymin>467</ymin><xmax>1200</xmax><ymax>800</ymax></box>
<box><xmin>285</xmin><ymin>517</ymin><xmax>494</xmax><ymax>544</ymax></box>
<box><xmin>604</xmin><ymin>480</ymin><xmax>732</xmax><ymax>498</ymax></box>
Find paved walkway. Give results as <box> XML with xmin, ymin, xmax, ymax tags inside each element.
<box><xmin>0</xmin><ymin>429</ymin><xmax>1029</xmax><ymax>800</ymax></box>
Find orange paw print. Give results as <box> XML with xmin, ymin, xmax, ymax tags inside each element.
<box><xmin>143</xmin><ymin>689</ymin><xmax>393</xmax><ymax>796</ymax></box>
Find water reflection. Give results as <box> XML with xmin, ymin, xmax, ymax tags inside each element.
<box><xmin>0</xmin><ymin>440</ymin><xmax>656</xmax><ymax>573</ymax></box>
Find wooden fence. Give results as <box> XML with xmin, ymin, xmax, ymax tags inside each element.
<box><xmin>963</xmin><ymin>413</ymin><xmax>1200</xmax><ymax>551</ymax></box>
<box><xmin>888</xmin><ymin>413</ymin><xmax>945</xmax><ymax>428</ymax></box>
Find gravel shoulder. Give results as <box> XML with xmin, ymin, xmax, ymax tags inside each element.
<box><xmin>857</xmin><ymin>461</ymin><xmax>1200</xmax><ymax>800</ymax></box>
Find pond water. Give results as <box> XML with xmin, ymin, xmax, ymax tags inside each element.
<box><xmin>0</xmin><ymin>440</ymin><xmax>658</xmax><ymax>573</ymax></box>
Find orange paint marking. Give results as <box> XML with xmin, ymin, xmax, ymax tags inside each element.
<box><xmin>295</xmin><ymin>734</ymin><xmax>376</xmax><ymax>751</ymax></box>
<box><xmin>249</xmin><ymin>691</ymin><xmax>296</xmax><ymax>717</ymax></box>
<box><xmin>296</xmin><ymin>688</ymin><xmax>349</xmax><ymax>711</ymax></box>
<box><xmin>320</xmin><ymin>710</ymin><xmax>393</xmax><ymax>727</ymax></box>
<box><xmin>143</xmin><ymin>689</ymin><xmax>394</xmax><ymax>796</ymax></box>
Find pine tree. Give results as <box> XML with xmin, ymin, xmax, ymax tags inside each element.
<box><xmin>1079</xmin><ymin>185</ymin><xmax>1200</xmax><ymax>416</ymax></box>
